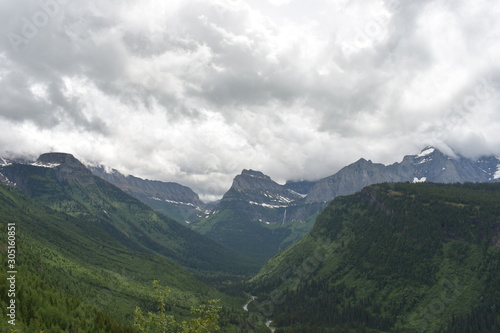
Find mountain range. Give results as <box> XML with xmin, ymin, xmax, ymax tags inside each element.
<box><xmin>1</xmin><ymin>148</ymin><xmax>500</xmax><ymax>332</ymax></box>
<box><xmin>0</xmin><ymin>153</ymin><xmax>258</xmax><ymax>332</ymax></box>
<box><xmin>3</xmin><ymin>147</ymin><xmax>499</xmax><ymax>265</ymax></box>
<box><xmin>0</xmin><ymin>153</ymin><xmax>256</xmax><ymax>277</ymax></box>
<box><xmin>305</xmin><ymin>146</ymin><xmax>500</xmax><ymax>203</ymax></box>
<box><xmin>186</xmin><ymin>146</ymin><xmax>500</xmax><ymax>263</ymax></box>
<box><xmin>88</xmin><ymin>165</ymin><xmax>210</xmax><ymax>225</ymax></box>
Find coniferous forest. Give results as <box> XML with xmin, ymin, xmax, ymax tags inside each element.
<box><xmin>1</xmin><ymin>159</ymin><xmax>500</xmax><ymax>333</ymax></box>
<box><xmin>251</xmin><ymin>182</ymin><xmax>500</xmax><ymax>332</ymax></box>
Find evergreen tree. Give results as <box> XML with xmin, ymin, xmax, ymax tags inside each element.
<box><xmin>134</xmin><ymin>280</ymin><xmax>222</xmax><ymax>333</ymax></box>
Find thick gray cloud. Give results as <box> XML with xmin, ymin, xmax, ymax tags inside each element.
<box><xmin>0</xmin><ymin>0</ymin><xmax>499</xmax><ymax>200</ymax></box>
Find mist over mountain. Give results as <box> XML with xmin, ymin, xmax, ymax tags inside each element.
<box><xmin>1</xmin><ymin>148</ymin><xmax>500</xmax><ymax>331</ymax></box>
<box><xmin>4</xmin><ymin>146</ymin><xmax>499</xmax><ymax>266</ymax></box>
<box><xmin>3</xmin><ymin>0</ymin><xmax>500</xmax><ymax>331</ymax></box>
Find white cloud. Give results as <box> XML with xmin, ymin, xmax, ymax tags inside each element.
<box><xmin>1</xmin><ymin>0</ymin><xmax>500</xmax><ymax>198</ymax></box>
<box><xmin>267</xmin><ymin>0</ymin><xmax>293</xmax><ymax>7</ymax></box>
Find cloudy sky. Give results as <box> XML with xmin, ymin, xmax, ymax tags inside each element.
<box><xmin>1</xmin><ymin>0</ymin><xmax>500</xmax><ymax>200</ymax></box>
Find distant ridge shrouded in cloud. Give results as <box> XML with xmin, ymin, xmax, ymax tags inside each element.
<box><xmin>0</xmin><ymin>0</ymin><xmax>499</xmax><ymax>199</ymax></box>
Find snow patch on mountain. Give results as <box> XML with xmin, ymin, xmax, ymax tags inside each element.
<box><xmin>261</xmin><ymin>191</ymin><xmax>297</xmax><ymax>204</ymax></box>
<box><xmin>249</xmin><ymin>201</ymin><xmax>289</xmax><ymax>209</ymax></box>
<box><xmin>31</xmin><ymin>161</ymin><xmax>61</xmax><ymax>168</ymax></box>
<box><xmin>417</xmin><ymin>147</ymin><xmax>435</xmax><ymax>158</ymax></box>
<box><xmin>0</xmin><ymin>158</ymin><xmax>11</xmax><ymax>166</ymax></box>
<box><xmin>286</xmin><ymin>189</ymin><xmax>306</xmax><ymax>198</ymax></box>
<box><xmin>413</xmin><ymin>177</ymin><xmax>427</xmax><ymax>183</ymax></box>
<box><xmin>417</xmin><ymin>158</ymin><xmax>433</xmax><ymax>164</ymax></box>
<box><xmin>276</xmin><ymin>194</ymin><xmax>294</xmax><ymax>203</ymax></box>
<box><xmin>494</xmin><ymin>164</ymin><xmax>500</xmax><ymax>180</ymax></box>
<box><xmin>0</xmin><ymin>172</ymin><xmax>15</xmax><ymax>186</ymax></box>
<box><xmin>150</xmin><ymin>197</ymin><xmax>201</xmax><ymax>209</ymax></box>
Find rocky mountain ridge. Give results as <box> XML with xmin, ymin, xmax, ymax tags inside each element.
<box><xmin>305</xmin><ymin>146</ymin><xmax>500</xmax><ymax>203</ymax></box>
<box><xmin>0</xmin><ymin>152</ymin><xmax>256</xmax><ymax>274</ymax></box>
<box><xmin>222</xmin><ymin>169</ymin><xmax>304</xmax><ymax>208</ymax></box>
<box><xmin>189</xmin><ymin>146</ymin><xmax>500</xmax><ymax>263</ymax></box>
<box><xmin>88</xmin><ymin>165</ymin><xmax>205</xmax><ymax>209</ymax></box>
<box><xmin>210</xmin><ymin>146</ymin><xmax>500</xmax><ymax>219</ymax></box>
<box><xmin>2</xmin><ymin>147</ymin><xmax>499</xmax><ymax>263</ymax></box>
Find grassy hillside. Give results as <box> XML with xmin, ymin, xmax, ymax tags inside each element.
<box><xmin>250</xmin><ymin>183</ymin><xmax>500</xmax><ymax>332</ymax></box>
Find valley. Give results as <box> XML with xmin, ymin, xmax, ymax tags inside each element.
<box><xmin>1</xmin><ymin>148</ymin><xmax>499</xmax><ymax>332</ymax></box>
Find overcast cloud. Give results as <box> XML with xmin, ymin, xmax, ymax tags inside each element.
<box><xmin>1</xmin><ymin>0</ymin><xmax>499</xmax><ymax>200</ymax></box>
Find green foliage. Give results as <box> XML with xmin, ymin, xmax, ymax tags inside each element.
<box><xmin>251</xmin><ymin>182</ymin><xmax>500</xmax><ymax>332</ymax></box>
<box><xmin>134</xmin><ymin>281</ymin><xmax>222</xmax><ymax>333</ymax></box>
<box><xmin>0</xmin><ymin>163</ymin><xmax>257</xmax><ymax>279</ymax></box>
<box><xmin>194</xmin><ymin>199</ymin><xmax>323</xmax><ymax>266</ymax></box>
<box><xmin>0</xmin><ymin>251</ymin><xmax>136</xmax><ymax>333</ymax></box>
<box><xmin>199</xmin><ymin>205</ymin><xmax>290</xmax><ymax>266</ymax></box>
<box><xmin>0</xmin><ymin>184</ymin><xmax>248</xmax><ymax>332</ymax></box>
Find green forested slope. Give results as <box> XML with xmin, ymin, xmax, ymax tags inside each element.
<box><xmin>250</xmin><ymin>182</ymin><xmax>500</xmax><ymax>332</ymax></box>
<box><xmin>0</xmin><ymin>184</ymin><xmax>251</xmax><ymax>332</ymax></box>
<box><xmin>193</xmin><ymin>188</ymin><xmax>323</xmax><ymax>266</ymax></box>
<box><xmin>1</xmin><ymin>163</ymin><xmax>258</xmax><ymax>279</ymax></box>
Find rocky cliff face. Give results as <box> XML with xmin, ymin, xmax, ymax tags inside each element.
<box><xmin>304</xmin><ymin>158</ymin><xmax>404</xmax><ymax>203</ymax></box>
<box><xmin>37</xmin><ymin>153</ymin><xmax>95</xmax><ymax>184</ymax></box>
<box><xmin>88</xmin><ymin>165</ymin><xmax>207</xmax><ymax>224</ymax></box>
<box><xmin>283</xmin><ymin>180</ymin><xmax>317</xmax><ymax>195</ymax></box>
<box><xmin>89</xmin><ymin>166</ymin><xmax>205</xmax><ymax>208</ymax></box>
<box><xmin>0</xmin><ymin>153</ymin><xmax>96</xmax><ymax>190</ymax></box>
<box><xmin>221</xmin><ymin>169</ymin><xmax>303</xmax><ymax>207</ymax></box>
<box><xmin>305</xmin><ymin>147</ymin><xmax>500</xmax><ymax>203</ymax></box>
<box><xmin>197</xmin><ymin>169</ymin><xmax>310</xmax><ymax>264</ymax></box>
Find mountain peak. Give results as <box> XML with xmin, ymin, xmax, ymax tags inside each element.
<box><xmin>231</xmin><ymin>170</ymin><xmax>273</xmax><ymax>191</ymax></box>
<box><xmin>416</xmin><ymin>146</ymin><xmax>438</xmax><ymax>158</ymax></box>
<box><xmin>37</xmin><ymin>152</ymin><xmax>85</xmax><ymax>168</ymax></box>
<box><xmin>240</xmin><ymin>169</ymin><xmax>271</xmax><ymax>180</ymax></box>
<box><xmin>223</xmin><ymin>169</ymin><xmax>303</xmax><ymax>208</ymax></box>
<box><xmin>37</xmin><ymin>152</ymin><xmax>93</xmax><ymax>182</ymax></box>
<box><xmin>354</xmin><ymin>157</ymin><xmax>372</xmax><ymax>164</ymax></box>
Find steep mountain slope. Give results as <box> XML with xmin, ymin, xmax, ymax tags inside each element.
<box><xmin>251</xmin><ymin>182</ymin><xmax>500</xmax><ymax>332</ymax></box>
<box><xmin>89</xmin><ymin>165</ymin><xmax>209</xmax><ymax>224</ymax></box>
<box><xmin>194</xmin><ymin>147</ymin><xmax>500</xmax><ymax>264</ymax></box>
<box><xmin>191</xmin><ymin>170</ymin><xmax>323</xmax><ymax>264</ymax></box>
<box><xmin>283</xmin><ymin>179</ymin><xmax>317</xmax><ymax>195</ymax></box>
<box><xmin>304</xmin><ymin>157</ymin><xmax>404</xmax><ymax>203</ymax></box>
<box><xmin>0</xmin><ymin>153</ymin><xmax>258</xmax><ymax>278</ymax></box>
<box><xmin>0</xmin><ymin>183</ymin><xmax>235</xmax><ymax>332</ymax></box>
<box><xmin>227</xmin><ymin>169</ymin><xmax>304</xmax><ymax>205</ymax></box>
<box><xmin>305</xmin><ymin>146</ymin><xmax>500</xmax><ymax>203</ymax></box>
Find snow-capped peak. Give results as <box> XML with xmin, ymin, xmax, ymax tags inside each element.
<box><xmin>417</xmin><ymin>147</ymin><xmax>435</xmax><ymax>158</ymax></box>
